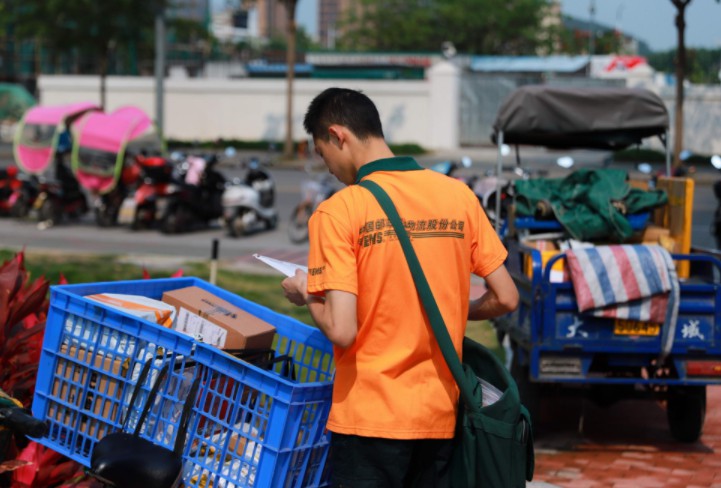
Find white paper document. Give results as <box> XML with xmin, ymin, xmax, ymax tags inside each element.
<box><xmin>253</xmin><ymin>253</ymin><xmax>308</xmax><ymax>277</ymax></box>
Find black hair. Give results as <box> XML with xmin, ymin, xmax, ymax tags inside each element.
<box><xmin>303</xmin><ymin>87</ymin><xmax>384</xmax><ymax>142</ymax></box>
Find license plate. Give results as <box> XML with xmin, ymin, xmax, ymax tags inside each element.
<box><xmin>613</xmin><ymin>319</ymin><xmax>661</xmax><ymax>336</ymax></box>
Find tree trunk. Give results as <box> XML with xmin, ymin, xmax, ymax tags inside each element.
<box><xmin>672</xmin><ymin>0</ymin><xmax>690</xmax><ymax>170</ymax></box>
<box><xmin>99</xmin><ymin>52</ymin><xmax>108</xmax><ymax>111</ymax></box>
<box><xmin>283</xmin><ymin>0</ymin><xmax>298</xmax><ymax>160</ymax></box>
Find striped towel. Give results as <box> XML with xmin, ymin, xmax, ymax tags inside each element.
<box><xmin>565</xmin><ymin>245</ymin><xmax>680</xmax><ymax>359</ymax></box>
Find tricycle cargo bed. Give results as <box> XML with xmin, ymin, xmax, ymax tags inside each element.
<box><xmin>497</xmin><ymin>241</ymin><xmax>721</xmax><ymax>385</ymax></box>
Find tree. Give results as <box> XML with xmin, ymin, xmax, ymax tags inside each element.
<box><xmin>670</xmin><ymin>0</ymin><xmax>719</xmax><ymax>168</ymax></box>
<box><xmin>339</xmin><ymin>0</ymin><xmax>548</xmax><ymax>54</ymax></box>
<box><xmin>279</xmin><ymin>0</ymin><xmax>298</xmax><ymax>160</ymax></box>
<box><xmin>648</xmin><ymin>48</ymin><xmax>721</xmax><ymax>85</ymax></box>
<box><xmin>3</xmin><ymin>0</ymin><xmax>162</xmax><ymax>109</ymax></box>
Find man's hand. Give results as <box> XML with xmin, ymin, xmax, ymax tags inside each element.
<box><xmin>282</xmin><ymin>269</ymin><xmax>308</xmax><ymax>306</ymax></box>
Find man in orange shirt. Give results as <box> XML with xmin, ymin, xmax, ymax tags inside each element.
<box><xmin>282</xmin><ymin>88</ymin><xmax>518</xmax><ymax>487</ymax></box>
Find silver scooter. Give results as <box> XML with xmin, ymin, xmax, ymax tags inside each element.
<box><xmin>222</xmin><ymin>157</ymin><xmax>278</xmax><ymax>237</ymax></box>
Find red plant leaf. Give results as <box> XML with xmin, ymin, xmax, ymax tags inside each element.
<box><xmin>171</xmin><ymin>268</ymin><xmax>184</xmax><ymax>277</ymax></box>
<box><xmin>58</xmin><ymin>273</ymin><xmax>68</xmax><ymax>285</ymax></box>
<box><xmin>39</xmin><ymin>459</ymin><xmax>79</xmax><ymax>487</ymax></box>
<box><xmin>6</xmin><ymin>278</ymin><xmax>49</xmax><ymax>329</ymax></box>
<box><xmin>10</xmin><ymin>441</ymin><xmax>41</xmax><ymax>486</ymax></box>
<box><xmin>0</xmin><ymin>458</ymin><xmax>32</xmax><ymax>474</ymax></box>
<box><xmin>0</xmin><ymin>253</ymin><xmax>24</xmax><ymax>302</ymax></box>
<box><xmin>142</xmin><ymin>267</ymin><xmax>151</xmax><ymax>279</ymax></box>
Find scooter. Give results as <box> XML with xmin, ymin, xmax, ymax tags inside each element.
<box><xmin>287</xmin><ymin>163</ymin><xmax>339</xmax><ymax>244</ymax></box>
<box><xmin>0</xmin><ymin>166</ymin><xmax>37</xmax><ymax>218</ymax></box>
<box><xmin>222</xmin><ymin>157</ymin><xmax>278</xmax><ymax>237</ymax></box>
<box><xmin>159</xmin><ymin>154</ymin><xmax>226</xmax><ymax>234</ymax></box>
<box><xmin>130</xmin><ymin>153</ymin><xmax>176</xmax><ymax>230</ymax></box>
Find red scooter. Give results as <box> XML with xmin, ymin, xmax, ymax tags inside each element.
<box><xmin>0</xmin><ymin>166</ymin><xmax>37</xmax><ymax>218</ymax></box>
<box><xmin>130</xmin><ymin>153</ymin><xmax>175</xmax><ymax>230</ymax></box>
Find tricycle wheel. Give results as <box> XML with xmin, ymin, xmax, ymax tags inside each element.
<box><xmin>667</xmin><ymin>385</ymin><xmax>706</xmax><ymax>443</ymax></box>
<box><xmin>510</xmin><ymin>343</ymin><xmax>541</xmax><ymax>429</ymax></box>
<box><xmin>287</xmin><ymin>204</ymin><xmax>311</xmax><ymax>243</ymax></box>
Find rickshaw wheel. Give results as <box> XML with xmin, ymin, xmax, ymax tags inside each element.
<box><xmin>10</xmin><ymin>194</ymin><xmax>30</xmax><ymax>218</ymax></box>
<box><xmin>667</xmin><ymin>385</ymin><xmax>706</xmax><ymax>442</ymax></box>
<box><xmin>95</xmin><ymin>207</ymin><xmax>116</xmax><ymax>227</ymax></box>
<box><xmin>38</xmin><ymin>198</ymin><xmax>61</xmax><ymax>226</ymax></box>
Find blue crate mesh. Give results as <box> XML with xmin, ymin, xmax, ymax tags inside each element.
<box><xmin>33</xmin><ymin>279</ymin><xmax>335</xmax><ymax>488</ymax></box>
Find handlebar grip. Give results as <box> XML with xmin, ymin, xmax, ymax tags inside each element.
<box><xmin>0</xmin><ymin>407</ymin><xmax>48</xmax><ymax>438</ymax></box>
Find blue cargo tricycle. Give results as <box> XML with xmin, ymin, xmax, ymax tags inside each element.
<box><xmin>490</xmin><ymin>85</ymin><xmax>721</xmax><ymax>443</ymax></box>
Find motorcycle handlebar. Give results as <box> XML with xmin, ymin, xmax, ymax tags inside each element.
<box><xmin>0</xmin><ymin>407</ymin><xmax>48</xmax><ymax>438</ymax></box>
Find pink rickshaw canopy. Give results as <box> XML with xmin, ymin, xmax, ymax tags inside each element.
<box><xmin>13</xmin><ymin>101</ymin><xmax>100</xmax><ymax>175</ymax></box>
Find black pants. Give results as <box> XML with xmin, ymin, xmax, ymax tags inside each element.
<box><xmin>329</xmin><ymin>433</ymin><xmax>453</xmax><ymax>488</ymax></box>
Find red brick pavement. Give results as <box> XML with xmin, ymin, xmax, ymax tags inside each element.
<box><xmin>531</xmin><ymin>386</ymin><xmax>721</xmax><ymax>487</ymax></box>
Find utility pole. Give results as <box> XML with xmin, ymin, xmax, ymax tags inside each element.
<box><xmin>587</xmin><ymin>0</ymin><xmax>595</xmax><ymax>75</ymax></box>
<box><xmin>282</xmin><ymin>0</ymin><xmax>298</xmax><ymax>160</ymax></box>
<box><xmin>672</xmin><ymin>0</ymin><xmax>690</xmax><ymax>170</ymax></box>
<box><xmin>155</xmin><ymin>3</ymin><xmax>166</xmax><ymax>139</ymax></box>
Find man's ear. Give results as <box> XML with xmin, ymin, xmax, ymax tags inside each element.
<box><xmin>328</xmin><ymin>125</ymin><xmax>345</xmax><ymax>148</ymax></box>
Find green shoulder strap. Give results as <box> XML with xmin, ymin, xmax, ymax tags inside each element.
<box><xmin>358</xmin><ymin>179</ymin><xmax>476</xmax><ymax>407</ymax></box>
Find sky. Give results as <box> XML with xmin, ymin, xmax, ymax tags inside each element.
<box><xmin>560</xmin><ymin>0</ymin><xmax>721</xmax><ymax>52</ymax></box>
<box><xmin>218</xmin><ymin>0</ymin><xmax>721</xmax><ymax>53</ymax></box>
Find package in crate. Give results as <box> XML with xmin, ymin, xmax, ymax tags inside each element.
<box><xmin>32</xmin><ymin>277</ymin><xmax>336</xmax><ymax>488</ymax></box>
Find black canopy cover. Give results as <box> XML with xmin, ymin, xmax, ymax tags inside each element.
<box><xmin>491</xmin><ymin>85</ymin><xmax>669</xmax><ymax>150</ymax></box>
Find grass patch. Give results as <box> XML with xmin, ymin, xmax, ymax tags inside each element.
<box><xmin>466</xmin><ymin>320</ymin><xmax>505</xmax><ymax>362</ymax></box>
<box><xmin>2</xmin><ymin>249</ymin><xmax>500</xmax><ymax>353</ymax></box>
<box><xmin>1</xmin><ymin>249</ymin><xmax>314</xmax><ymax>325</ymax></box>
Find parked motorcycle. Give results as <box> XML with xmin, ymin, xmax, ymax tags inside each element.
<box><xmin>287</xmin><ymin>163</ymin><xmax>339</xmax><ymax>244</ymax></box>
<box><xmin>429</xmin><ymin>156</ymin><xmax>472</xmax><ymax>180</ymax></box>
<box><xmin>222</xmin><ymin>157</ymin><xmax>278</xmax><ymax>237</ymax></box>
<box><xmin>0</xmin><ymin>165</ymin><xmax>37</xmax><ymax>218</ymax></box>
<box><xmin>159</xmin><ymin>154</ymin><xmax>226</xmax><ymax>234</ymax></box>
<box><xmin>130</xmin><ymin>153</ymin><xmax>176</xmax><ymax>230</ymax></box>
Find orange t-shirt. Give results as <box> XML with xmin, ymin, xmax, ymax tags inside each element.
<box><xmin>307</xmin><ymin>157</ymin><xmax>507</xmax><ymax>439</ymax></box>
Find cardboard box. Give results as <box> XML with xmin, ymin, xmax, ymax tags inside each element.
<box><xmin>653</xmin><ymin>177</ymin><xmax>694</xmax><ymax>278</ymax></box>
<box><xmin>522</xmin><ymin>239</ymin><xmax>566</xmax><ymax>282</ymax></box>
<box><xmin>51</xmin><ymin>344</ymin><xmax>127</xmax><ymax>437</ymax></box>
<box><xmin>162</xmin><ymin>286</ymin><xmax>276</xmax><ymax>350</ymax></box>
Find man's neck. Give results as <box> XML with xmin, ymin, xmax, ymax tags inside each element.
<box><xmin>353</xmin><ymin>139</ymin><xmax>395</xmax><ymax>172</ymax></box>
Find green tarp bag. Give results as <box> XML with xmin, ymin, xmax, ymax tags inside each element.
<box><xmin>360</xmin><ymin>179</ymin><xmax>535</xmax><ymax>487</ymax></box>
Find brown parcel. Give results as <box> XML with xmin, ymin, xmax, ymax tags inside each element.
<box><xmin>162</xmin><ymin>286</ymin><xmax>276</xmax><ymax>350</ymax></box>
<box><xmin>51</xmin><ymin>344</ymin><xmax>127</xmax><ymax>438</ymax></box>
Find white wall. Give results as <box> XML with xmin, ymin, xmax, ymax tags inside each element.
<box><xmin>37</xmin><ymin>74</ymin><xmax>458</xmax><ymax>148</ymax></box>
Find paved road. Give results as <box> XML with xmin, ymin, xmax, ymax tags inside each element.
<box><xmin>0</xmin><ymin>144</ymin><xmax>718</xmax><ymax>270</ymax></box>
<box><xmin>532</xmin><ymin>385</ymin><xmax>721</xmax><ymax>487</ymax></box>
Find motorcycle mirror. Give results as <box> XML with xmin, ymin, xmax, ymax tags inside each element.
<box><xmin>224</xmin><ymin>146</ymin><xmax>237</xmax><ymax>158</ymax></box>
<box><xmin>500</xmin><ymin>144</ymin><xmax>511</xmax><ymax>157</ymax></box>
<box><xmin>711</xmin><ymin>155</ymin><xmax>721</xmax><ymax>170</ymax></box>
<box><xmin>461</xmin><ymin>156</ymin><xmax>472</xmax><ymax>168</ymax></box>
<box><xmin>637</xmin><ymin>162</ymin><xmax>653</xmax><ymax>174</ymax></box>
<box><xmin>556</xmin><ymin>156</ymin><xmax>574</xmax><ymax>169</ymax></box>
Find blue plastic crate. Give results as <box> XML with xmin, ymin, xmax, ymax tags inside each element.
<box><xmin>32</xmin><ymin>277</ymin><xmax>335</xmax><ymax>488</ymax></box>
